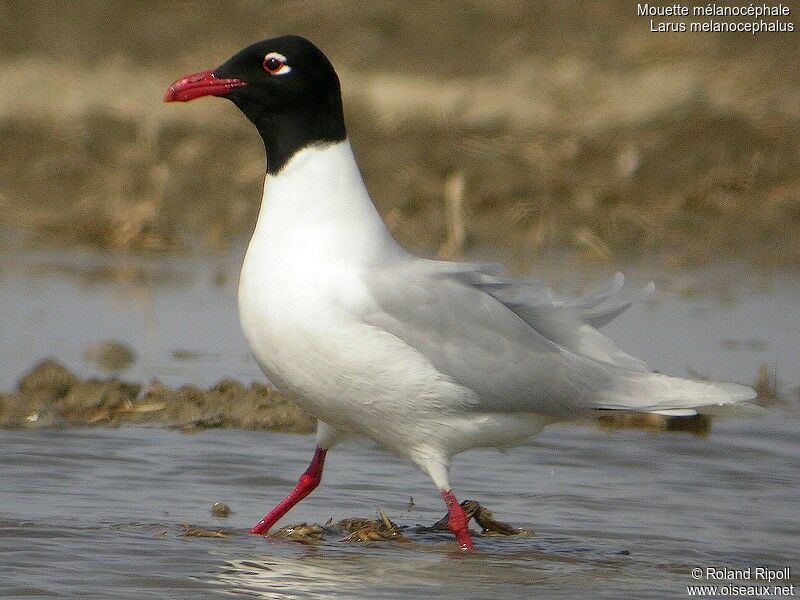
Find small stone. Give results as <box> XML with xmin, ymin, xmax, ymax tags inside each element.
<box><xmin>84</xmin><ymin>340</ymin><xmax>137</xmax><ymax>371</ymax></box>
<box><xmin>172</xmin><ymin>350</ymin><xmax>201</xmax><ymax>361</ymax></box>
<box><xmin>211</xmin><ymin>502</ymin><xmax>231</xmax><ymax>518</ymax></box>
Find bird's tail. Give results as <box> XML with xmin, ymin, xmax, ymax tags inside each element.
<box><xmin>592</xmin><ymin>369</ymin><xmax>761</xmax><ymax>417</ymax></box>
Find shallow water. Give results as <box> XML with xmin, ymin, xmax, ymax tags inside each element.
<box><xmin>2</xmin><ymin>249</ymin><xmax>799</xmax><ymax>598</ymax></box>
<box><xmin>0</xmin><ymin>249</ymin><xmax>261</xmax><ymax>391</ymax></box>
<box><xmin>2</xmin><ymin>249</ymin><xmax>800</xmax><ymax>392</ymax></box>
<box><xmin>2</xmin><ymin>420</ymin><xmax>798</xmax><ymax>599</ymax></box>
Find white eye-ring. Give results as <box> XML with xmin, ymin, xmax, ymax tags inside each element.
<box><xmin>263</xmin><ymin>52</ymin><xmax>291</xmax><ymax>76</ymax></box>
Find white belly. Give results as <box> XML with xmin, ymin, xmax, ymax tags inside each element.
<box><xmin>239</xmin><ymin>258</ymin><xmax>551</xmax><ymax>458</ymax></box>
<box><xmin>234</xmin><ymin>141</ymin><xmax>550</xmax><ymax>460</ymax></box>
<box><xmin>239</xmin><ymin>247</ymin><xmax>464</xmax><ymax>439</ymax></box>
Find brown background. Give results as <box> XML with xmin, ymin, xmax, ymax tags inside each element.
<box><xmin>1</xmin><ymin>1</ymin><xmax>798</xmax><ymax>268</ymax></box>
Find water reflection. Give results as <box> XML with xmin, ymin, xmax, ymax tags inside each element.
<box><xmin>212</xmin><ymin>539</ymin><xmax>609</xmax><ymax>600</ymax></box>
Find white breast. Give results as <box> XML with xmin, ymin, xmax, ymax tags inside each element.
<box><xmin>237</xmin><ymin>141</ymin><xmax>549</xmax><ymax>458</ymax></box>
<box><xmin>238</xmin><ymin>142</ymin><xmax>444</xmax><ymax>437</ymax></box>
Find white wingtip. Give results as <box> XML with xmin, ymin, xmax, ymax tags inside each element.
<box><xmin>651</xmin><ymin>408</ymin><xmax>699</xmax><ymax>416</ymax></box>
<box><xmin>594</xmin><ymin>372</ymin><xmax>761</xmax><ymax>416</ymax></box>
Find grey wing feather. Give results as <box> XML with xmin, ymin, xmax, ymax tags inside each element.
<box><xmin>361</xmin><ymin>261</ymin><xmax>603</xmax><ymax>416</ymax></box>
<box><xmin>360</xmin><ymin>259</ymin><xmax>756</xmax><ymax>416</ymax></box>
<box><xmin>420</xmin><ymin>263</ymin><xmax>654</xmax><ymax>330</ymax></box>
<box><xmin>417</xmin><ymin>262</ymin><xmax>655</xmax><ymax>371</ymax></box>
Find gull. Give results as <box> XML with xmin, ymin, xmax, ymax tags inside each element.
<box><xmin>165</xmin><ymin>35</ymin><xmax>758</xmax><ymax>551</ymax></box>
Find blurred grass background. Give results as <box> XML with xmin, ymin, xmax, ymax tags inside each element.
<box><xmin>1</xmin><ymin>1</ymin><xmax>798</xmax><ymax>267</ymax></box>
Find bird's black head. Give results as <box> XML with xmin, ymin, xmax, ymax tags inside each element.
<box><xmin>165</xmin><ymin>35</ymin><xmax>346</xmax><ymax>174</ymax></box>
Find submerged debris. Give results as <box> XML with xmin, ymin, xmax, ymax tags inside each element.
<box><xmin>181</xmin><ymin>524</ymin><xmax>228</xmax><ymax>538</ymax></box>
<box><xmin>271</xmin><ymin>502</ymin><xmax>527</xmax><ymax>545</ymax></box>
<box><xmin>272</xmin><ymin>523</ymin><xmax>325</xmax><ymax>542</ymax></box>
<box><xmin>337</xmin><ymin>510</ymin><xmax>408</xmax><ymax>544</ymax></box>
<box><xmin>172</xmin><ymin>350</ymin><xmax>202</xmax><ymax>362</ymax></box>
<box><xmin>84</xmin><ymin>340</ymin><xmax>137</xmax><ymax>372</ymax></box>
<box><xmin>211</xmin><ymin>502</ymin><xmax>232</xmax><ymax>518</ymax></box>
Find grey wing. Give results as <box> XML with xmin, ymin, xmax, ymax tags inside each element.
<box><xmin>359</xmin><ymin>261</ymin><xmax>620</xmax><ymax>416</ymax></box>
<box><xmin>359</xmin><ymin>259</ymin><xmax>755</xmax><ymax>416</ymax></box>
<box><xmin>410</xmin><ymin>260</ymin><xmax>656</xmax><ymax>372</ymax></box>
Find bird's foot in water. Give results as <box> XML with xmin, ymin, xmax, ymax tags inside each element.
<box><xmin>431</xmin><ymin>500</ymin><xmax>533</xmax><ymax>537</ymax></box>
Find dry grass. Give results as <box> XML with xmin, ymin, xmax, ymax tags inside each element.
<box><xmin>0</xmin><ymin>1</ymin><xmax>799</xmax><ymax>267</ymax></box>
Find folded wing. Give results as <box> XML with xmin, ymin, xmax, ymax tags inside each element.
<box><xmin>359</xmin><ymin>259</ymin><xmax>756</xmax><ymax>417</ymax></box>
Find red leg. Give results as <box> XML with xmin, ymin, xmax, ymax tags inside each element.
<box><xmin>250</xmin><ymin>447</ymin><xmax>327</xmax><ymax>535</ymax></box>
<box><xmin>441</xmin><ymin>490</ymin><xmax>475</xmax><ymax>551</ymax></box>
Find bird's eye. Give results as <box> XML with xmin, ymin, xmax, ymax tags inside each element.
<box><xmin>263</xmin><ymin>52</ymin><xmax>291</xmax><ymax>76</ymax></box>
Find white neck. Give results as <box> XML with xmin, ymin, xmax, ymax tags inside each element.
<box><xmin>247</xmin><ymin>140</ymin><xmax>402</xmax><ymax>266</ymax></box>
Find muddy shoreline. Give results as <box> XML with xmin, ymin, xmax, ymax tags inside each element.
<box><xmin>2</xmin><ymin>3</ymin><xmax>800</xmax><ymax>268</ymax></box>
<box><xmin>2</xmin><ymin>359</ymin><xmax>779</xmax><ymax>436</ymax></box>
<box><xmin>0</xmin><ymin>359</ymin><xmax>314</xmax><ymax>433</ymax></box>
